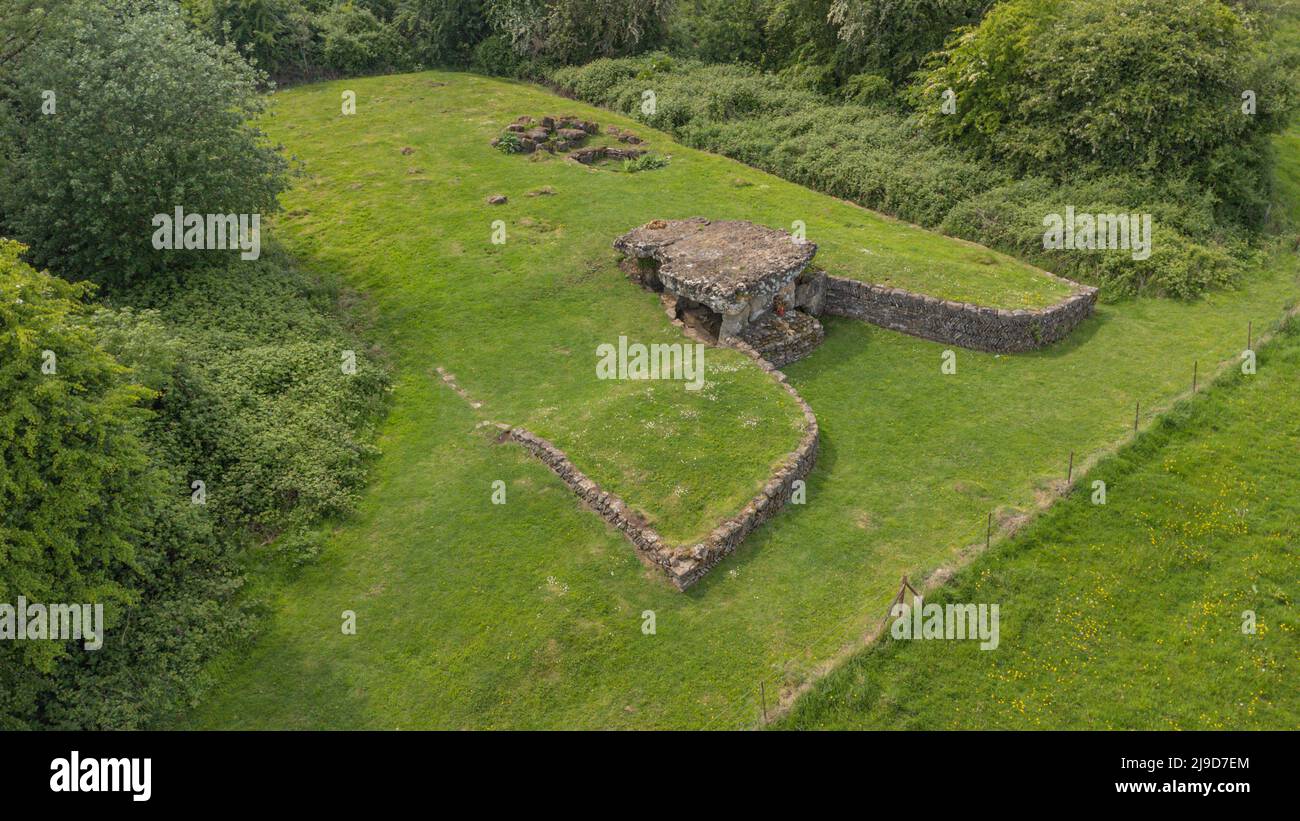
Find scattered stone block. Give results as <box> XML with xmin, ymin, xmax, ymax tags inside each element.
<box><xmin>568</xmin><ymin>146</ymin><xmax>606</xmax><ymax>164</ymax></box>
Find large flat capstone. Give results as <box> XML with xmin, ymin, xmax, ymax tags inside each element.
<box><xmin>614</xmin><ymin>218</ymin><xmax>817</xmax><ymax>317</ymax></box>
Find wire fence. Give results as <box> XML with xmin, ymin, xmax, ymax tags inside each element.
<box><xmin>720</xmin><ymin>318</ymin><xmax>1272</xmax><ymax>730</ymax></box>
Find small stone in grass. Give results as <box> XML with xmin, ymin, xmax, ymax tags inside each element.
<box><xmin>400</xmin><ymin>146</ymin><xmax>415</xmax><ymax>155</ymax></box>
<box><xmin>486</xmin><ymin>194</ymin><xmax>508</xmax><ymax>205</ymax></box>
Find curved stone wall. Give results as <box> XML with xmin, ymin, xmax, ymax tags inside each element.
<box><xmin>494</xmin><ymin>337</ymin><xmax>818</xmax><ymax>590</ymax></box>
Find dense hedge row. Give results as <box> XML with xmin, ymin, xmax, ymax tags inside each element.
<box><xmin>174</xmin><ymin>0</ymin><xmax>674</xmax><ymax>85</ymax></box>
<box><xmin>0</xmin><ymin>242</ymin><xmax>389</xmax><ymax>729</ymax></box>
<box><xmin>552</xmin><ymin>55</ymin><xmax>1263</xmax><ymax>298</ymax></box>
<box><xmin>0</xmin><ymin>1</ymin><xmax>392</xmax><ymax>729</ymax></box>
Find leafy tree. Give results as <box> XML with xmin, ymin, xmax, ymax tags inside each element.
<box><xmin>319</xmin><ymin>1</ymin><xmax>409</xmax><ymax>75</ymax></box>
<box><xmin>211</xmin><ymin>0</ymin><xmax>293</xmax><ymax>70</ymax></box>
<box><xmin>0</xmin><ymin>0</ymin><xmax>289</xmax><ymax>286</ymax></box>
<box><xmin>828</xmin><ymin>0</ymin><xmax>989</xmax><ymax>84</ymax></box>
<box><xmin>188</xmin><ymin>0</ymin><xmax>325</xmax><ymax>79</ymax></box>
<box><xmin>761</xmin><ymin>0</ymin><xmax>843</xmax><ymax>88</ymax></box>
<box><xmin>910</xmin><ymin>0</ymin><xmax>1297</xmax><ymax>223</ymax></box>
<box><xmin>0</xmin><ymin>240</ymin><xmax>153</xmax><ymax>673</ymax></box>
<box><xmin>486</xmin><ymin>0</ymin><xmax>674</xmax><ymax>65</ymax></box>
<box><xmin>670</xmin><ymin>0</ymin><xmax>772</xmax><ymax>66</ymax></box>
<box><xmin>393</xmin><ymin>0</ymin><xmax>489</xmax><ymax>67</ymax></box>
<box><xmin>0</xmin><ymin>0</ymin><xmax>72</xmax><ymax>70</ymax></box>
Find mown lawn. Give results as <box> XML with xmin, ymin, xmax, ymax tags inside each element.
<box><xmin>780</xmin><ymin>321</ymin><xmax>1300</xmax><ymax>730</ymax></box>
<box><xmin>183</xmin><ymin>72</ymin><xmax>1299</xmax><ymax>729</ymax></box>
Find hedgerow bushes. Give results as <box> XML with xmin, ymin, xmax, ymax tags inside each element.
<box><xmin>911</xmin><ymin>0</ymin><xmax>1296</xmax><ymax>228</ymax></box>
<box><xmin>939</xmin><ymin>177</ymin><xmax>1254</xmax><ymax>298</ymax></box>
<box><xmin>177</xmin><ymin>0</ymin><xmax>670</xmax><ymax>84</ymax></box>
<box><xmin>0</xmin><ymin>241</ymin><xmax>155</xmax><ymax>678</ymax></box>
<box><xmin>116</xmin><ymin>252</ymin><xmax>390</xmax><ymax>542</ymax></box>
<box><xmin>551</xmin><ymin>51</ymin><xmax>1281</xmax><ymax>298</ymax></box>
<box><xmin>0</xmin><ymin>0</ymin><xmax>390</xmax><ymax>730</ymax></box>
<box><xmin>0</xmin><ymin>240</ymin><xmax>246</xmax><ymax>729</ymax></box>
<box><xmin>0</xmin><ymin>241</ymin><xmax>390</xmax><ymax>729</ymax></box>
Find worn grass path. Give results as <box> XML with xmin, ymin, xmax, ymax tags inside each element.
<box><xmin>184</xmin><ymin>72</ymin><xmax>1299</xmax><ymax>729</ymax></box>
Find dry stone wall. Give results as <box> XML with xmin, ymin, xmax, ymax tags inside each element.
<box><xmin>448</xmin><ymin>217</ymin><xmax>1096</xmax><ymax>590</ymax></box>
<box><xmin>738</xmin><ymin>310</ymin><xmax>825</xmax><ymax>368</ymax></box>
<box><xmin>823</xmin><ymin>273</ymin><xmax>1098</xmax><ymax>353</ymax></box>
<box><xmin>491</xmin><ymin>337</ymin><xmax>818</xmax><ymax>590</ymax></box>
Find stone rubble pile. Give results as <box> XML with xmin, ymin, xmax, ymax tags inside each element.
<box><xmin>490</xmin><ymin>115</ymin><xmax>649</xmax><ymax>163</ymax></box>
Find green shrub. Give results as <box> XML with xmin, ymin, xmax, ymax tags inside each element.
<box><xmin>320</xmin><ymin>1</ymin><xmax>409</xmax><ymax>76</ymax></box>
<box><xmin>115</xmin><ymin>249</ymin><xmax>391</xmax><ymax>535</ymax></box>
<box><xmin>840</xmin><ymin>72</ymin><xmax>893</xmax><ymax>107</ymax></box>
<box><xmin>494</xmin><ymin>131</ymin><xmax>523</xmax><ymax>153</ymax></box>
<box><xmin>0</xmin><ymin>236</ymin><xmax>389</xmax><ymax>728</ymax></box>
<box><xmin>550</xmin><ymin>52</ymin><xmax>1275</xmax><ymax>297</ymax></box>
<box><xmin>559</xmin><ymin>57</ymin><xmax>642</xmax><ymax>102</ymax></box>
<box><xmin>939</xmin><ymin>177</ymin><xmax>1249</xmax><ymax>298</ymax></box>
<box><xmin>0</xmin><ymin>0</ymin><xmax>289</xmax><ymax>287</ymax></box>
<box><xmin>910</xmin><ymin>0</ymin><xmax>1298</xmax><ymax>226</ymax></box>
<box><xmin>0</xmin><ymin>240</ymin><xmax>154</xmax><ymax>674</ymax></box>
<box><xmin>484</xmin><ymin>0</ymin><xmax>673</xmax><ymax>65</ymax></box>
<box><xmin>472</xmin><ymin>33</ymin><xmax>527</xmax><ymax>77</ymax></box>
<box><xmin>621</xmin><ymin>152</ymin><xmax>670</xmax><ymax>172</ymax></box>
<box><xmin>393</xmin><ymin>0</ymin><xmax>489</xmax><ymax>68</ymax></box>
<box><xmin>0</xmin><ymin>236</ymin><xmax>266</xmax><ymax>729</ymax></box>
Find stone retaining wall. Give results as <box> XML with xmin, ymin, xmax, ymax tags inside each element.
<box><xmin>738</xmin><ymin>310</ymin><xmax>825</xmax><ymax>368</ymax></box>
<box><xmin>822</xmin><ymin>274</ymin><xmax>1098</xmax><ymax>353</ymax></box>
<box><xmin>493</xmin><ymin>338</ymin><xmax>818</xmax><ymax>589</ymax></box>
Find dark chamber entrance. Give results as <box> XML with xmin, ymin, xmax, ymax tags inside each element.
<box><xmin>674</xmin><ymin>297</ymin><xmax>722</xmax><ymax>341</ymax></box>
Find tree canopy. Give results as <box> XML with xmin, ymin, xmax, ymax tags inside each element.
<box><xmin>0</xmin><ymin>0</ymin><xmax>288</xmax><ymax>286</ymax></box>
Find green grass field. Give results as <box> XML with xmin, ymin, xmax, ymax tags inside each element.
<box><xmin>780</xmin><ymin>321</ymin><xmax>1300</xmax><ymax>729</ymax></box>
<box><xmin>181</xmin><ymin>71</ymin><xmax>1300</xmax><ymax>729</ymax></box>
